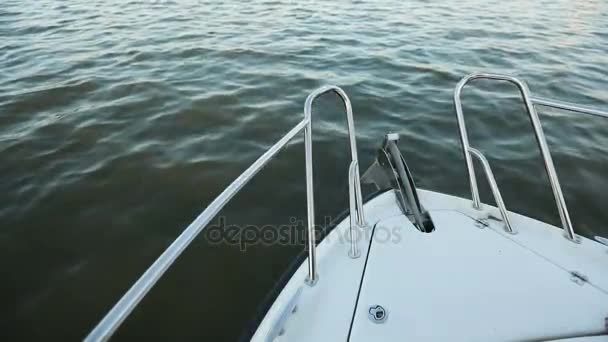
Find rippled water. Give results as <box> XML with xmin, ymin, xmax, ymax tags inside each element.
<box><xmin>2</xmin><ymin>0</ymin><xmax>607</xmax><ymax>340</ymax></box>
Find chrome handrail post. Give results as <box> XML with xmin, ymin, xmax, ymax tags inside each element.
<box><xmin>454</xmin><ymin>73</ymin><xmax>577</xmax><ymax>243</ymax></box>
<box><xmin>348</xmin><ymin>161</ymin><xmax>361</xmax><ymax>258</ymax></box>
<box><xmin>517</xmin><ymin>79</ymin><xmax>577</xmax><ymax>242</ymax></box>
<box><xmin>454</xmin><ymin>76</ymin><xmax>482</xmax><ymax>210</ymax></box>
<box><xmin>328</xmin><ymin>86</ymin><xmax>368</xmax><ymax>228</ymax></box>
<box><xmin>303</xmin><ymin>96</ymin><xmax>318</xmax><ymax>286</ymax></box>
<box><xmin>303</xmin><ymin>85</ymin><xmax>367</xmax><ymax>281</ymax></box>
<box><xmin>468</xmin><ymin>147</ymin><xmax>515</xmax><ymax>234</ymax></box>
<box><xmin>354</xmin><ymin>167</ymin><xmax>367</xmax><ymax>227</ymax></box>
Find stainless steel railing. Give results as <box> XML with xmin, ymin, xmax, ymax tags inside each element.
<box><xmin>348</xmin><ymin>160</ymin><xmax>362</xmax><ymax>258</ymax></box>
<box><xmin>454</xmin><ymin>73</ymin><xmax>577</xmax><ymax>241</ymax></box>
<box><xmin>85</xmin><ymin>85</ymin><xmax>366</xmax><ymax>342</ymax></box>
<box><xmin>467</xmin><ymin>147</ymin><xmax>514</xmax><ymax>234</ymax></box>
<box><xmin>303</xmin><ymin>86</ymin><xmax>367</xmax><ymax>284</ymax></box>
<box><xmin>531</xmin><ymin>96</ymin><xmax>608</xmax><ymax>119</ymax></box>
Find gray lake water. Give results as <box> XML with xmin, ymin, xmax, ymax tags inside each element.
<box><xmin>1</xmin><ymin>0</ymin><xmax>607</xmax><ymax>340</ymax></box>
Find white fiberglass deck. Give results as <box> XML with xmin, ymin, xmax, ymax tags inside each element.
<box><xmin>252</xmin><ymin>190</ymin><xmax>608</xmax><ymax>342</ymax></box>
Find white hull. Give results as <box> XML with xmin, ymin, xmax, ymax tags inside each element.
<box><xmin>252</xmin><ymin>190</ymin><xmax>608</xmax><ymax>342</ymax></box>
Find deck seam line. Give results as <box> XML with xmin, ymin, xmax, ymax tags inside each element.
<box><xmin>346</xmin><ymin>222</ymin><xmax>377</xmax><ymax>342</ymax></box>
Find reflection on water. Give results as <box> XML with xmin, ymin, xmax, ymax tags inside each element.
<box><xmin>1</xmin><ymin>0</ymin><xmax>607</xmax><ymax>340</ymax></box>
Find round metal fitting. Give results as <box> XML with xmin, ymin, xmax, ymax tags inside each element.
<box><xmin>368</xmin><ymin>305</ymin><xmax>388</xmax><ymax>323</ymax></box>
<box><xmin>348</xmin><ymin>249</ymin><xmax>361</xmax><ymax>259</ymax></box>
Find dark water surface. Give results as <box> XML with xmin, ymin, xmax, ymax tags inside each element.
<box><xmin>1</xmin><ymin>0</ymin><xmax>607</xmax><ymax>340</ymax></box>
